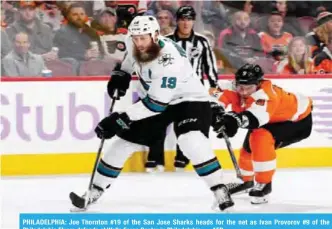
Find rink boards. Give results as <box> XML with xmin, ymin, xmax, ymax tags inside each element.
<box><xmin>1</xmin><ymin>76</ymin><xmax>332</xmax><ymax>175</ymax></box>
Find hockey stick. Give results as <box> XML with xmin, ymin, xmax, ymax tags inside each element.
<box><xmin>220</xmin><ymin>129</ymin><xmax>242</xmax><ymax>180</ymax></box>
<box><xmin>69</xmin><ymin>91</ymin><xmax>118</xmax><ymax>210</ymax></box>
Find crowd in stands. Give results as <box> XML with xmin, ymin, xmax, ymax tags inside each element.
<box><xmin>1</xmin><ymin>0</ymin><xmax>332</xmax><ymax>77</ymax></box>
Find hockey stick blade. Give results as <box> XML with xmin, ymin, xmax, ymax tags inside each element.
<box><xmin>69</xmin><ymin>192</ymin><xmax>87</xmax><ymax>209</ymax></box>
<box><xmin>69</xmin><ymin>90</ymin><xmax>118</xmax><ymax>212</ymax></box>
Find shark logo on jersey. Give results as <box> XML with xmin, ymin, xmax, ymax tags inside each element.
<box><xmin>158</xmin><ymin>53</ymin><xmax>174</xmax><ymax>66</ymax></box>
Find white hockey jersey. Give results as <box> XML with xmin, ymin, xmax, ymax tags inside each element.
<box><xmin>121</xmin><ymin>35</ymin><xmax>210</xmax><ymax>121</ymax></box>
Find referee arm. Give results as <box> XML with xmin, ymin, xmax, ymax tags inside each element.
<box><xmin>201</xmin><ymin>37</ymin><xmax>218</xmax><ymax>87</ymax></box>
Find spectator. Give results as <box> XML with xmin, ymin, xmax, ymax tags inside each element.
<box><xmin>275</xmin><ymin>1</ymin><xmax>332</xmax><ymax>18</ymax></box>
<box><xmin>222</xmin><ymin>0</ymin><xmax>258</xmax><ymax>29</ymax></box>
<box><xmin>275</xmin><ymin>0</ymin><xmax>287</xmax><ymax>17</ymax></box>
<box><xmin>105</xmin><ymin>0</ymin><xmax>147</xmax><ymax>15</ymax></box>
<box><xmin>222</xmin><ymin>1</ymin><xmax>254</xmax><ymax>15</ymax></box>
<box><xmin>104</xmin><ymin>0</ymin><xmax>147</xmax><ymax>29</ymax></box>
<box><xmin>218</xmin><ymin>11</ymin><xmax>263</xmax><ymax>70</ymax></box>
<box><xmin>274</xmin><ymin>0</ymin><xmax>303</xmax><ymax>36</ymax></box>
<box><xmin>156</xmin><ymin>10</ymin><xmax>175</xmax><ymax>35</ymax></box>
<box><xmin>1</xmin><ymin>7</ymin><xmax>8</xmax><ymax>28</ymax></box>
<box><xmin>243</xmin><ymin>0</ymin><xmax>254</xmax><ymax>17</ymax></box>
<box><xmin>259</xmin><ymin>11</ymin><xmax>293</xmax><ymax>61</ymax></box>
<box><xmin>53</xmin><ymin>3</ymin><xmax>100</xmax><ymax>68</ymax></box>
<box><xmin>314</xmin><ymin>34</ymin><xmax>332</xmax><ymax>74</ymax></box>
<box><xmin>80</xmin><ymin>1</ymin><xmax>106</xmax><ymax>18</ymax></box>
<box><xmin>2</xmin><ymin>32</ymin><xmax>46</xmax><ymax>77</ymax></box>
<box><xmin>56</xmin><ymin>1</ymin><xmax>75</xmax><ymax>19</ymax></box>
<box><xmin>1</xmin><ymin>0</ymin><xmax>18</xmax><ymax>26</ymax></box>
<box><xmin>92</xmin><ymin>7</ymin><xmax>127</xmax><ymax>62</ymax></box>
<box><xmin>201</xmin><ymin>1</ymin><xmax>229</xmax><ymax>40</ymax></box>
<box><xmin>36</xmin><ymin>1</ymin><xmax>63</xmax><ymax>32</ymax></box>
<box><xmin>306</xmin><ymin>11</ymin><xmax>332</xmax><ymax>58</ymax></box>
<box><xmin>256</xmin><ymin>1</ymin><xmax>303</xmax><ymax>36</ymax></box>
<box><xmin>1</xmin><ymin>30</ymin><xmax>12</xmax><ymax>59</ymax></box>
<box><xmin>146</xmin><ymin>0</ymin><xmax>179</xmax><ymax>18</ymax></box>
<box><xmin>1</xmin><ymin>8</ymin><xmax>12</xmax><ymax>59</ymax></box>
<box><xmin>5</xmin><ymin>0</ymin><xmax>54</xmax><ymax>56</ymax></box>
<box><xmin>275</xmin><ymin>37</ymin><xmax>314</xmax><ymax>74</ymax></box>
<box><xmin>178</xmin><ymin>0</ymin><xmax>195</xmax><ymax>7</ymax></box>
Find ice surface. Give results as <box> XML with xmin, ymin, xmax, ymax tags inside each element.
<box><xmin>1</xmin><ymin>168</ymin><xmax>332</xmax><ymax>229</ymax></box>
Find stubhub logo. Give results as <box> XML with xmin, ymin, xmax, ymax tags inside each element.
<box><xmin>312</xmin><ymin>87</ymin><xmax>332</xmax><ymax>139</ymax></box>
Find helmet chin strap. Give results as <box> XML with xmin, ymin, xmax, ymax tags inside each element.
<box><xmin>152</xmin><ymin>33</ymin><xmax>160</xmax><ymax>44</ymax></box>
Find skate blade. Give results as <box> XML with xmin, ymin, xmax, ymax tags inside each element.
<box><xmin>211</xmin><ymin>201</ymin><xmax>235</xmax><ymax>213</ymax></box>
<box><xmin>211</xmin><ymin>204</ymin><xmax>234</xmax><ymax>213</ymax></box>
<box><xmin>70</xmin><ymin>206</ymin><xmax>87</xmax><ymax>212</ymax></box>
<box><xmin>146</xmin><ymin>166</ymin><xmax>164</xmax><ymax>173</ymax></box>
<box><xmin>70</xmin><ymin>200</ymin><xmax>98</xmax><ymax>212</ymax></box>
<box><xmin>156</xmin><ymin>165</ymin><xmax>164</xmax><ymax>172</ymax></box>
<box><xmin>146</xmin><ymin>167</ymin><xmax>158</xmax><ymax>173</ymax></box>
<box><xmin>175</xmin><ymin>167</ymin><xmax>185</xmax><ymax>172</ymax></box>
<box><xmin>250</xmin><ymin>195</ymin><xmax>269</xmax><ymax>204</ymax></box>
<box><xmin>231</xmin><ymin>189</ymin><xmax>251</xmax><ymax>196</ymax></box>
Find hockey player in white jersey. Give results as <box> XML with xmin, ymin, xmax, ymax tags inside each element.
<box><xmin>70</xmin><ymin>15</ymin><xmax>234</xmax><ymax>211</ymax></box>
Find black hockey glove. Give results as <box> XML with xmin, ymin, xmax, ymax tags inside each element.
<box><xmin>213</xmin><ymin>112</ymin><xmax>243</xmax><ymax>138</ymax></box>
<box><xmin>94</xmin><ymin>112</ymin><xmax>132</xmax><ymax>139</ymax></box>
<box><xmin>211</xmin><ymin>101</ymin><xmax>225</xmax><ymax>125</ymax></box>
<box><xmin>107</xmin><ymin>64</ymin><xmax>132</xmax><ymax>100</ymax></box>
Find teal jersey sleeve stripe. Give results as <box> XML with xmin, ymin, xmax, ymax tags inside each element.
<box><xmin>142</xmin><ymin>96</ymin><xmax>168</xmax><ymax>112</ymax></box>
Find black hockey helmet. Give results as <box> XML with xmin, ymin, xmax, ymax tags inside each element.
<box><xmin>176</xmin><ymin>5</ymin><xmax>196</xmax><ymax>20</ymax></box>
<box><xmin>235</xmin><ymin>64</ymin><xmax>264</xmax><ymax>85</ymax></box>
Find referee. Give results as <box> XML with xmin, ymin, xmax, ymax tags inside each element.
<box><xmin>145</xmin><ymin>5</ymin><xmax>219</xmax><ymax>172</ymax></box>
<box><xmin>167</xmin><ymin>6</ymin><xmax>218</xmax><ymax>87</ymax></box>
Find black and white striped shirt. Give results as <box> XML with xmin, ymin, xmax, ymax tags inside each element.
<box><xmin>166</xmin><ymin>29</ymin><xmax>218</xmax><ymax>87</ymax></box>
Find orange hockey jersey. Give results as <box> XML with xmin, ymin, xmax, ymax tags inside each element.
<box><xmin>275</xmin><ymin>58</ymin><xmax>315</xmax><ymax>74</ymax></box>
<box><xmin>314</xmin><ymin>47</ymin><xmax>332</xmax><ymax>74</ymax></box>
<box><xmin>209</xmin><ymin>80</ymin><xmax>312</xmax><ymax>127</ymax></box>
<box><xmin>258</xmin><ymin>31</ymin><xmax>293</xmax><ymax>54</ymax></box>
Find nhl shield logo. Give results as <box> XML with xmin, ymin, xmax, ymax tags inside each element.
<box><xmin>189</xmin><ymin>47</ymin><xmax>201</xmax><ymax>60</ymax></box>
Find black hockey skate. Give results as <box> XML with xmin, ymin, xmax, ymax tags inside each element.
<box><xmin>145</xmin><ymin>160</ymin><xmax>157</xmax><ymax>172</ymax></box>
<box><xmin>249</xmin><ymin>182</ymin><xmax>272</xmax><ymax>204</ymax></box>
<box><xmin>145</xmin><ymin>161</ymin><xmax>164</xmax><ymax>173</ymax></box>
<box><xmin>211</xmin><ymin>184</ymin><xmax>235</xmax><ymax>211</ymax></box>
<box><xmin>174</xmin><ymin>160</ymin><xmax>189</xmax><ymax>171</ymax></box>
<box><xmin>226</xmin><ymin>180</ymin><xmax>254</xmax><ymax>195</ymax></box>
<box><xmin>69</xmin><ymin>184</ymin><xmax>104</xmax><ymax>211</ymax></box>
